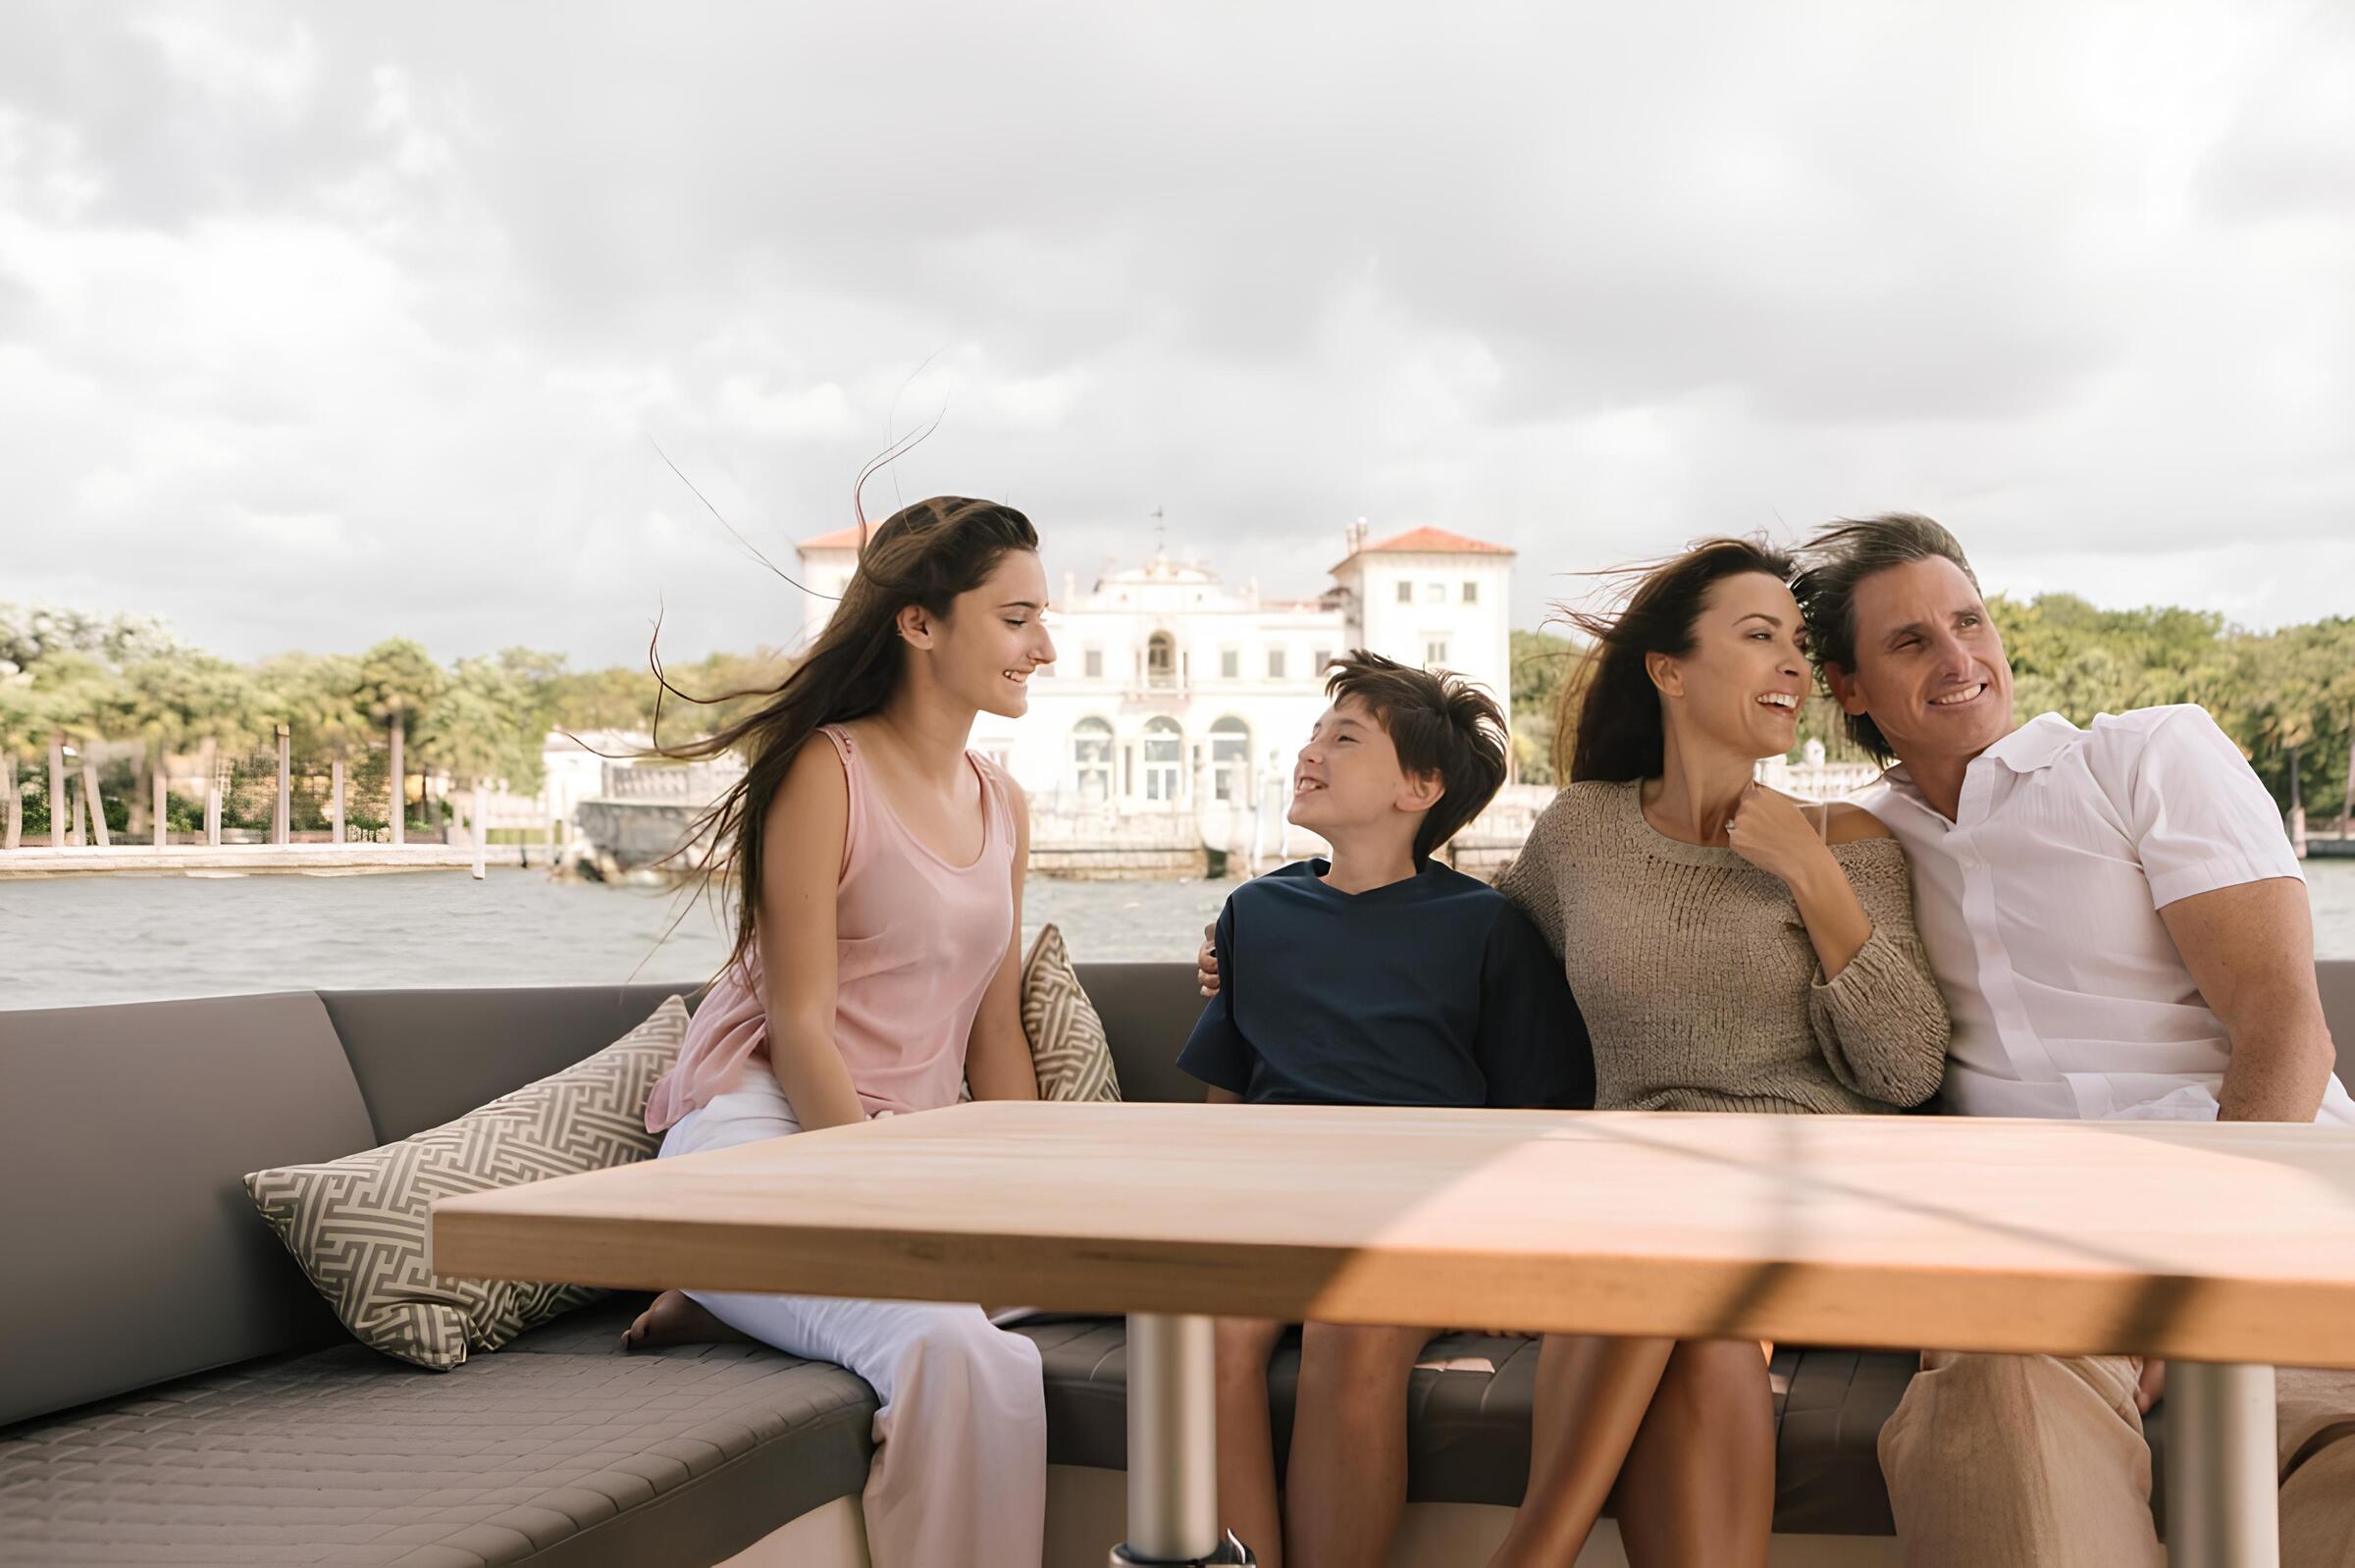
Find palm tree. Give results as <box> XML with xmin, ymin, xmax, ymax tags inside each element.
<box><xmin>116</xmin><ymin>658</ymin><xmax>205</xmax><ymax>845</ymax></box>
<box><xmin>355</xmin><ymin>640</ymin><xmax>446</xmax><ymax>847</ymax></box>
<box><xmin>0</xmin><ymin>670</ymin><xmax>55</xmax><ymax>851</ymax></box>
<box><xmin>255</xmin><ymin>653</ymin><xmax>369</xmax><ymax>841</ymax></box>
<box><xmin>167</xmin><ymin>656</ymin><xmax>266</xmax><ymax>846</ymax></box>
<box><xmin>24</xmin><ymin>653</ymin><xmax>123</xmax><ymax>847</ymax></box>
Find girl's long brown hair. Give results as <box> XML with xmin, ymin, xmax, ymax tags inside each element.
<box><xmin>1552</xmin><ymin>537</ymin><xmax>1797</xmax><ymax>783</ymax></box>
<box><xmin>653</xmin><ymin>495</ymin><xmax>1039</xmax><ymax>977</ymax></box>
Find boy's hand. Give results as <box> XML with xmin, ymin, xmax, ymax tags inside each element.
<box><xmin>1726</xmin><ymin>784</ymin><xmax>1835</xmax><ymax>890</ymax></box>
<box><xmin>1197</xmin><ymin>921</ymin><xmax>1221</xmax><ymax>996</ymax></box>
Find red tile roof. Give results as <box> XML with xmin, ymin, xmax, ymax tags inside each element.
<box><xmin>800</xmin><ymin>525</ymin><xmax>869</xmax><ymax>551</ymax></box>
<box><xmin>1360</xmin><ymin>526</ymin><xmax>1513</xmax><ymax>555</ymax></box>
<box><xmin>1329</xmin><ymin>525</ymin><xmax>1514</xmax><ymax>572</ymax></box>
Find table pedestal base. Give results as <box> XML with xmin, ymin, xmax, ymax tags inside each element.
<box><xmin>1113</xmin><ymin>1313</ymin><xmax>1255</xmax><ymax>1566</ymax></box>
<box><xmin>2166</xmin><ymin>1361</ymin><xmax>2277</xmax><ymax>1567</ymax></box>
<box><xmin>1109</xmin><ymin>1540</ymin><xmax>1252</xmax><ymax>1567</ymax></box>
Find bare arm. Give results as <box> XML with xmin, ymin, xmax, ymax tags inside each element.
<box><xmin>966</xmin><ymin>780</ymin><xmax>1042</xmax><ymax>1102</ymax></box>
<box><xmin>2134</xmin><ymin>877</ymin><xmax>2331</xmax><ymax>1412</ymax></box>
<box><xmin>757</xmin><ymin>740</ymin><xmax>869</xmax><ymax>1131</ymax></box>
<box><xmin>2163</xmin><ymin>877</ymin><xmax>2335</xmax><ymax>1123</ymax></box>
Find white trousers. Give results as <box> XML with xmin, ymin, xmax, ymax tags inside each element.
<box><xmin>659</xmin><ymin>1077</ymin><xmax>1047</xmax><ymax>1568</ymax></box>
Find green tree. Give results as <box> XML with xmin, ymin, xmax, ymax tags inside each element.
<box><xmin>355</xmin><ymin>640</ymin><xmax>447</xmax><ymax>830</ymax></box>
<box><xmin>114</xmin><ymin>660</ymin><xmax>194</xmax><ymax>838</ymax></box>
<box><xmin>491</xmin><ymin>647</ymin><xmax>569</xmax><ymax>745</ymax></box>
<box><xmin>256</xmin><ymin>653</ymin><xmax>371</xmax><ymax>757</ymax></box>
<box><xmin>416</xmin><ymin>655</ymin><xmax>542</xmax><ymax>854</ymax></box>
<box><xmin>417</xmin><ymin>657</ymin><xmax>539</xmax><ymax>790</ymax></box>
<box><xmin>18</xmin><ymin>653</ymin><xmax>123</xmax><ymax>841</ymax></box>
<box><xmin>0</xmin><ymin>666</ymin><xmax>60</xmax><ymax>848</ymax></box>
<box><xmin>546</xmin><ymin>663</ymin><xmax>661</xmax><ymax>733</ymax></box>
<box><xmin>1508</xmin><ymin>629</ymin><xmax>1580</xmax><ymax>784</ymax></box>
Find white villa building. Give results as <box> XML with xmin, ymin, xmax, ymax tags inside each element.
<box><xmin>796</xmin><ymin>521</ymin><xmax>1517</xmax><ymax>858</ymax></box>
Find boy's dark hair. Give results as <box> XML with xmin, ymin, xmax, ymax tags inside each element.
<box><xmin>1323</xmin><ymin>650</ymin><xmax>1509</xmax><ymax>861</ymax></box>
<box><xmin>1790</xmin><ymin>513</ymin><xmax>1980</xmax><ymax>761</ymax></box>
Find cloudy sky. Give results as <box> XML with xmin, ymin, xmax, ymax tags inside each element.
<box><xmin>4</xmin><ymin>1</ymin><xmax>2351</xmax><ymax>665</ymax></box>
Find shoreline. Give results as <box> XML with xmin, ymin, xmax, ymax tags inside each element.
<box><xmin>0</xmin><ymin>844</ymin><xmax>534</xmax><ymax>877</ymax></box>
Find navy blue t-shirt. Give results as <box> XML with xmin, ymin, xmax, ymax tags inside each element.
<box><xmin>1178</xmin><ymin>859</ymin><xmax>1594</xmax><ymax>1109</ymax></box>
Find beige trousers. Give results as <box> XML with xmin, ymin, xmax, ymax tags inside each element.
<box><xmin>1878</xmin><ymin>1352</ymin><xmax>2355</xmax><ymax>1567</ymax></box>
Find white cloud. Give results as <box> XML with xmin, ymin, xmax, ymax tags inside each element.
<box><xmin>717</xmin><ymin>375</ymin><xmax>858</xmax><ymax>440</ymax></box>
<box><xmin>123</xmin><ymin>7</ymin><xmax>318</xmax><ymax>119</ymax></box>
<box><xmin>0</xmin><ymin>0</ymin><xmax>2349</xmax><ymax>666</ymax></box>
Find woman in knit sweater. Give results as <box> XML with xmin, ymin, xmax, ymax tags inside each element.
<box><xmin>1487</xmin><ymin>539</ymin><xmax>1950</xmax><ymax>1568</ymax></box>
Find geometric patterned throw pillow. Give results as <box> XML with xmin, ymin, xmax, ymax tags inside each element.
<box><xmin>1020</xmin><ymin>923</ymin><xmax>1121</xmax><ymax>1102</ymax></box>
<box><xmin>243</xmin><ymin>994</ymin><xmax>690</xmax><ymax>1371</ymax></box>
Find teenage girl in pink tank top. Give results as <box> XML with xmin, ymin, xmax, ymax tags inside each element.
<box><xmin>624</xmin><ymin>497</ymin><xmax>1055</xmax><ymax>1568</ymax></box>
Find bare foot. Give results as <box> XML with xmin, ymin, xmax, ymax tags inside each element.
<box><xmin>621</xmin><ymin>1290</ymin><xmax>755</xmax><ymax>1352</ymax></box>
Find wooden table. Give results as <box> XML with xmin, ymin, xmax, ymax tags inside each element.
<box><xmin>433</xmin><ymin>1104</ymin><xmax>2355</xmax><ymax>1567</ymax></box>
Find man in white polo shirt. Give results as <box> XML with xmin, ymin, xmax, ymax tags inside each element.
<box><xmin>1796</xmin><ymin>513</ymin><xmax>2355</xmax><ymax>1567</ymax></box>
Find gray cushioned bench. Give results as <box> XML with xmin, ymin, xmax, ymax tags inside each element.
<box><xmin>6</xmin><ymin>962</ymin><xmax>2353</xmax><ymax>1564</ymax></box>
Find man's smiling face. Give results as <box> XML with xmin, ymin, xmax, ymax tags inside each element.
<box><xmin>1825</xmin><ymin>554</ymin><xmax>2016</xmax><ymax>770</ymax></box>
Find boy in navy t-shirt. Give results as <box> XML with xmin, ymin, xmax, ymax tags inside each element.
<box><xmin>1180</xmin><ymin>651</ymin><xmax>1591</xmax><ymax>1568</ymax></box>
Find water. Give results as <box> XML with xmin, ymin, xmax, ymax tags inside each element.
<box><xmin>0</xmin><ymin>870</ymin><xmax>1233</xmax><ymax>1012</ymax></box>
<box><xmin>3</xmin><ymin>861</ymin><xmax>2353</xmax><ymax>1013</ymax></box>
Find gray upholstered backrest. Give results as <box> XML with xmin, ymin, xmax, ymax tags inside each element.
<box><xmin>2320</xmin><ymin>961</ymin><xmax>2355</xmax><ymax>1083</ymax></box>
<box><xmin>1078</xmin><ymin>961</ymin><xmax>1210</xmax><ymax>1105</ymax></box>
<box><xmin>0</xmin><ymin>992</ymin><xmax>379</xmax><ymax>1429</ymax></box>
<box><xmin>3</xmin><ymin>957</ymin><xmax>2340</xmax><ymax>1432</ymax></box>
<box><xmin>320</xmin><ymin>982</ymin><xmax>706</xmax><ymax>1144</ymax></box>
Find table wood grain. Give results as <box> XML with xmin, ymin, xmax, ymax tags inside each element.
<box><xmin>432</xmin><ymin>1102</ymin><xmax>2355</xmax><ymax>1367</ymax></box>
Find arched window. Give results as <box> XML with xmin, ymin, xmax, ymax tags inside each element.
<box><xmin>1209</xmin><ymin>716</ymin><xmax>1250</xmax><ymax>803</ymax></box>
<box><xmin>1072</xmin><ymin>717</ymin><xmax>1114</xmax><ymax>806</ymax></box>
<box><xmin>1146</xmin><ymin>631</ymin><xmax>1177</xmax><ymax>688</ymax></box>
<box><xmin>1142</xmin><ymin>717</ymin><xmax>1183</xmax><ymax>803</ymax></box>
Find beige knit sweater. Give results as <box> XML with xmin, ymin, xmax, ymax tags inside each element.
<box><xmin>1494</xmin><ymin>780</ymin><xmax>1951</xmax><ymax>1115</ymax></box>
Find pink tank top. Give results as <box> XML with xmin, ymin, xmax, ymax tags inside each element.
<box><xmin>643</xmin><ymin>723</ymin><xmax>1018</xmax><ymax>1131</ymax></box>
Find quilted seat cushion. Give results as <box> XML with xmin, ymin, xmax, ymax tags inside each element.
<box><xmin>1016</xmin><ymin>1319</ymin><xmax>1951</xmax><ymax>1537</ymax></box>
<box><xmin>0</xmin><ymin>1299</ymin><xmax>875</xmax><ymax>1568</ymax></box>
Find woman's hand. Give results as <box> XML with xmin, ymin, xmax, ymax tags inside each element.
<box><xmin>1725</xmin><ymin>784</ymin><xmax>1835</xmax><ymax>891</ymax></box>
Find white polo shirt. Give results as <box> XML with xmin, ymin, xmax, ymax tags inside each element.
<box><xmin>1857</xmin><ymin>705</ymin><xmax>2355</xmax><ymax>1125</ymax></box>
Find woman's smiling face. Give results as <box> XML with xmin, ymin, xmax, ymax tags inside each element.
<box><xmin>917</xmin><ymin>549</ymin><xmax>1057</xmax><ymax>717</ymax></box>
<box><xmin>1653</xmin><ymin>570</ymin><xmax>1812</xmax><ymax>761</ymax></box>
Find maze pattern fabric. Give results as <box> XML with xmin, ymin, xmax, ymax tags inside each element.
<box><xmin>244</xmin><ymin>995</ymin><xmax>691</xmax><ymax>1372</ymax></box>
<box><xmin>1020</xmin><ymin>923</ymin><xmax>1122</xmax><ymax>1102</ymax></box>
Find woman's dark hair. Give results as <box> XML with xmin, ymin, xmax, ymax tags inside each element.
<box><xmin>654</xmin><ymin>496</ymin><xmax>1038</xmax><ymax>977</ymax></box>
<box><xmin>1790</xmin><ymin>513</ymin><xmax>1978</xmax><ymax>761</ymax></box>
<box><xmin>1323</xmin><ymin>650</ymin><xmax>1508</xmax><ymax>861</ymax></box>
<box><xmin>1552</xmin><ymin>537</ymin><xmax>1797</xmax><ymax>783</ymax></box>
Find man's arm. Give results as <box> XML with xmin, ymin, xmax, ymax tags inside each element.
<box><xmin>2161</xmin><ymin>877</ymin><xmax>2335</xmax><ymax>1123</ymax></box>
<box><xmin>2133</xmin><ymin>878</ymin><xmax>2329</xmax><ymax>1414</ymax></box>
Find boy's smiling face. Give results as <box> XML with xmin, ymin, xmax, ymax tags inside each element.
<box><xmin>1286</xmin><ymin>695</ymin><xmax>1440</xmax><ymax>838</ymax></box>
